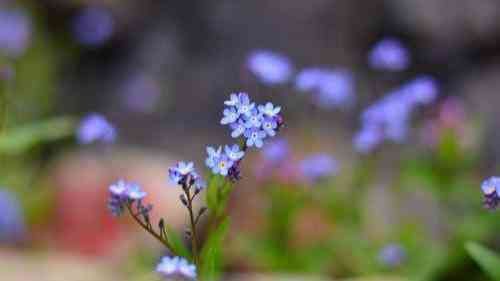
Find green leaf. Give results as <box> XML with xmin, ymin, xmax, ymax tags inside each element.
<box><xmin>199</xmin><ymin>218</ymin><xmax>230</xmax><ymax>281</ymax></box>
<box><xmin>0</xmin><ymin>116</ymin><xmax>76</xmax><ymax>155</ymax></box>
<box><xmin>165</xmin><ymin>225</ymin><xmax>191</xmax><ymax>260</ymax></box>
<box><xmin>465</xmin><ymin>242</ymin><xmax>500</xmax><ymax>281</ymax></box>
<box><xmin>206</xmin><ymin>174</ymin><xmax>224</xmax><ymax>212</ymax></box>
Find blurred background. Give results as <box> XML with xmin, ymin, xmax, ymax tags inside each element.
<box><xmin>1</xmin><ymin>0</ymin><xmax>500</xmax><ymax>280</ymax></box>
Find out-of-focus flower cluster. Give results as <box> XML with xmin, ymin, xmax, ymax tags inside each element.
<box><xmin>354</xmin><ymin>75</ymin><xmax>439</xmax><ymax>153</ymax></box>
<box><xmin>368</xmin><ymin>38</ymin><xmax>410</xmax><ymax>72</ymax></box>
<box><xmin>71</xmin><ymin>6</ymin><xmax>114</xmax><ymax>47</ymax></box>
<box><xmin>77</xmin><ymin>113</ymin><xmax>117</xmax><ymax>144</ymax></box>
<box><xmin>168</xmin><ymin>161</ymin><xmax>206</xmax><ymax>192</ymax></box>
<box><xmin>0</xmin><ymin>8</ymin><xmax>31</xmax><ymax>58</ymax></box>
<box><xmin>156</xmin><ymin>256</ymin><xmax>197</xmax><ymax>280</ymax></box>
<box><xmin>378</xmin><ymin>243</ymin><xmax>406</xmax><ymax>267</ymax></box>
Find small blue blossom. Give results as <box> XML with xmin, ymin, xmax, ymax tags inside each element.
<box><xmin>224</xmin><ymin>144</ymin><xmax>245</xmax><ymax>161</ymax></box>
<box><xmin>244</xmin><ymin>128</ymin><xmax>267</xmax><ymax>148</ymax></box>
<box><xmin>353</xmin><ymin>127</ymin><xmax>382</xmax><ymax>154</ymax></box>
<box><xmin>212</xmin><ymin>154</ymin><xmax>234</xmax><ymax>176</ymax></box>
<box><xmin>221</xmin><ymin>107</ymin><xmax>240</xmax><ymax>125</ymax></box>
<box><xmin>156</xmin><ymin>256</ymin><xmax>197</xmax><ymax>280</ymax></box>
<box><xmin>0</xmin><ymin>189</ymin><xmax>26</xmax><ymax>243</ymax></box>
<box><xmin>247</xmin><ymin>50</ymin><xmax>293</xmax><ymax>85</ymax></box>
<box><xmin>481</xmin><ymin>177</ymin><xmax>500</xmax><ymax>210</ymax></box>
<box><xmin>230</xmin><ymin>120</ymin><xmax>246</xmax><ymax>138</ymax></box>
<box><xmin>400</xmin><ymin>75</ymin><xmax>439</xmax><ymax>105</ymax></box>
<box><xmin>224</xmin><ymin>93</ymin><xmax>241</xmax><ymax>106</ymax></box>
<box><xmin>72</xmin><ymin>6</ymin><xmax>114</xmax><ymax>47</ymax></box>
<box><xmin>299</xmin><ymin>154</ymin><xmax>338</xmax><ymax>183</ymax></box>
<box><xmin>169</xmin><ymin>162</ymin><xmax>197</xmax><ymax>185</ymax></box>
<box><xmin>369</xmin><ymin>38</ymin><xmax>410</xmax><ymax>71</ymax></box>
<box><xmin>0</xmin><ymin>9</ymin><xmax>31</xmax><ymax>58</ymax></box>
<box><xmin>261</xmin><ymin>117</ymin><xmax>278</xmax><ymax>137</ymax></box>
<box><xmin>205</xmin><ymin>146</ymin><xmax>222</xmax><ymax>169</ymax></box>
<box><xmin>194</xmin><ymin>177</ymin><xmax>207</xmax><ymax>192</ymax></box>
<box><xmin>258</xmin><ymin>102</ymin><xmax>281</xmax><ymax>117</ymax></box>
<box><xmin>127</xmin><ymin>184</ymin><xmax>147</xmax><ymax>200</ymax></box>
<box><xmin>244</xmin><ymin>109</ymin><xmax>263</xmax><ymax>128</ymax></box>
<box><xmin>378</xmin><ymin>244</ymin><xmax>406</xmax><ymax>267</ymax></box>
<box><xmin>235</xmin><ymin>93</ymin><xmax>255</xmax><ymax>117</ymax></box>
<box><xmin>77</xmin><ymin>113</ymin><xmax>117</xmax><ymax>144</ymax></box>
<box><xmin>108</xmin><ymin>180</ymin><xmax>146</xmax><ymax>216</ymax></box>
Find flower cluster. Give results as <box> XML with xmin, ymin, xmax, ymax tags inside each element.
<box><xmin>206</xmin><ymin>145</ymin><xmax>245</xmax><ymax>179</ymax></box>
<box><xmin>354</xmin><ymin>75</ymin><xmax>439</xmax><ymax>153</ymax></box>
<box><xmin>221</xmin><ymin>92</ymin><xmax>283</xmax><ymax>149</ymax></box>
<box><xmin>295</xmin><ymin>68</ymin><xmax>355</xmax><ymax>109</ymax></box>
<box><xmin>0</xmin><ymin>189</ymin><xmax>26</xmax><ymax>243</ymax></box>
<box><xmin>481</xmin><ymin>177</ymin><xmax>500</xmax><ymax>210</ymax></box>
<box><xmin>168</xmin><ymin>162</ymin><xmax>206</xmax><ymax>192</ymax></box>
<box><xmin>246</xmin><ymin>50</ymin><xmax>293</xmax><ymax>85</ymax></box>
<box><xmin>77</xmin><ymin>113</ymin><xmax>117</xmax><ymax>144</ymax></box>
<box><xmin>107</xmin><ymin>180</ymin><xmax>147</xmax><ymax>217</ymax></box>
<box><xmin>156</xmin><ymin>256</ymin><xmax>197</xmax><ymax>280</ymax></box>
<box><xmin>72</xmin><ymin>6</ymin><xmax>114</xmax><ymax>47</ymax></box>
<box><xmin>0</xmin><ymin>8</ymin><xmax>31</xmax><ymax>58</ymax></box>
<box><xmin>369</xmin><ymin>38</ymin><xmax>410</xmax><ymax>71</ymax></box>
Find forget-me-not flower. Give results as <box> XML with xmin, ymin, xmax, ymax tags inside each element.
<box><xmin>245</xmin><ymin>128</ymin><xmax>267</xmax><ymax>148</ymax></box>
<box><xmin>0</xmin><ymin>9</ymin><xmax>31</xmax><ymax>58</ymax></box>
<box><xmin>369</xmin><ymin>38</ymin><xmax>410</xmax><ymax>71</ymax></box>
<box><xmin>156</xmin><ymin>256</ymin><xmax>197</xmax><ymax>280</ymax></box>
<box><xmin>72</xmin><ymin>6</ymin><xmax>114</xmax><ymax>47</ymax></box>
<box><xmin>224</xmin><ymin>144</ymin><xmax>245</xmax><ymax>162</ymax></box>
<box><xmin>481</xmin><ymin>177</ymin><xmax>500</xmax><ymax>210</ymax></box>
<box><xmin>221</xmin><ymin>107</ymin><xmax>240</xmax><ymax>125</ymax></box>
<box><xmin>77</xmin><ymin>113</ymin><xmax>117</xmax><ymax>144</ymax></box>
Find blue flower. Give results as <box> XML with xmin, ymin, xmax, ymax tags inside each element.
<box><xmin>299</xmin><ymin>154</ymin><xmax>338</xmax><ymax>183</ymax></box>
<box><xmin>72</xmin><ymin>7</ymin><xmax>114</xmax><ymax>47</ymax></box>
<box><xmin>156</xmin><ymin>256</ymin><xmax>197</xmax><ymax>280</ymax></box>
<box><xmin>77</xmin><ymin>113</ymin><xmax>117</xmax><ymax>144</ymax></box>
<box><xmin>230</xmin><ymin>120</ymin><xmax>246</xmax><ymax>138</ymax></box>
<box><xmin>108</xmin><ymin>180</ymin><xmax>146</xmax><ymax>216</ymax></box>
<box><xmin>212</xmin><ymin>155</ymin><xmax>234</xmax><ymax>176</ymax></box>
<box><xmin>235</xmin><ymin>93</ymin><xmax>255</xmax><ymax>117</ymax></box>
<box><xmin>205</xmin><ymin>146</ymin><xmax>222</xmax><ymax>169</ymax></box>
<box><xmin>0</xmin><ymin>9</ymin><xmax>31</xmax><ymax>58</ymax></box>
<box><xmin>127</xmin><ymin>184</ymin><xmax>147</xmax><ymax>200</ymax></box>
<box><xmin>244</xmin><ymin>109</ymin><xmax>263</xmax><ymax>128</ymax></box>
<box><xmin>261</xmin><ymin>117</ymin><xmax>278</xmax><ymax>137</ymax></box>
<box><xmin>169</xmin><ymin>162</ymin><xmax>197</xmax><ymax>185</ymax></box>
<box><xmin>220</xmin><ymin>107</ymin><xmax>240</xmax><ymax>125</ymax></box>
<box><xmin>481</xmin><ymin>177</ymin><xmax>500</xmax><ymax>210</ymax></box>
<box><xmin>258</xmin><ymin>102</ymin><xmax>281</xmax><ymax>117</ymax></box>
<box><xmin>194</xmin><ymin>177</ymin><xmax>207</xmax><ymax>192</ymax></box>
<box><xmin>247</xmin><ymin>50</ymin><xmax>293</xmax><ymax>85</ymax></box>
<box><xmin>0</xmin><ymin>189</ymin><xmax>26</xmax><ymax>243</ymax></box>
<box><xmin>174</xmin><ymin>162</ymin><xmax>195</xmax><ymax>176</ymax></box>
<box><xmin>224</xmin><ymin>144</ymin><xmax>245</xmax><ymax>161</ymax></box>
<box><xmin>224</xmin><ymin>93</ymin><xmax>241</xmax><ymax>106</ymax></box>
<box><xmin>378</xmin><ymin>244</ymin><xmax>406</xmax><ymax>267</ymax></box>
<box><xmin>353</xmin><ymin>127</ymin><xmax>382</xmax><ymax>154</ymax></box>
<box><xmin>369</xmin><ymin>38</ymin><xmax>410</xmax><ymax>71</ymax></box>
<box><xmin>244</xmin><ymin>128</ymin><xmax>266</xmax><ymax>148</ymax></box>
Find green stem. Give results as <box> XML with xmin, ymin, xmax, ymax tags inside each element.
<box><xmin>185</xmin><ymin>188</ymin><xmax>200</xmax><ymax>266</ymax></box>
<box><xmin>126</xmin><ymin>204</ymin><xmax>176</xmax><ymax>254</ymax></box>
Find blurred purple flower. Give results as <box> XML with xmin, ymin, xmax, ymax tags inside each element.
<box><xmin>247</xmin><ymin>50</ymin><xmax>293</xmax><ymax>85</ymax></box>
<box><xmin>299</xmin><ymin>154</ymin><xmax>338</xmax><ymax>183</ymax></box>
<box><xmin>0</xmin><ymin>9</ymin><xmax>31</xmax><ymax>58</ymax></box>
<box><xmin>369</xmin><ymin>38</ymin><xmax>410</xmax><ymax>71</ymax></box>
<box><xmin>77</xmin><ymin>113</ymin><xmax>117</xmax><ymax>144</ymax></box>
<box><xmin>378</xmin><ymin>244</ymin><xmax>406</xmax><ymax>267</ymax></box>
<box><xmin>72</xmin><ymin>7</ymin><xmax>114</xmax><ymax>47</ymax></box>
<box><xmin>481</xmin><ymin>177</ymin><xmax>500</xmax><ymax>210</ymax></box>
<box><xmin>295</xmin><ymin>68</ymin><xmax>355</xmax><ymax>109</ymax></box>
<box><xmin>0</xmin><ymin>189</ymin><xmax>26</xmax><ymax>243</ymax></box>
<box><xmin>261</xmin><ymin>138</ymin><xmax>290</xmax><ymax>164</ymax></box>
<box><xmin>156</xmin><ymin>256</ymin><xmax>197</xmax><ymax>280</ymax></box>
<box><xmin>354</xmin><ymin>76</ymin><xmax>439</xmax><ymax>153</ymax></box>
<box><xmin>108</xmin><ymin>180</ymin><xmax>147</xmax><ymax>216</ymax></box>
<box><xmin>400</xmin><ymin>75</ymin><xmax>439</xmax><ymax>105</ymax></box>
<box><xmin>122</xmin><ymin>74</ymin><xmax>161</xmax><ymax>113</ymax></box>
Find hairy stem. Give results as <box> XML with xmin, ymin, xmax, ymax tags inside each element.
<box><xmin>185</xmin><ymin>188</ymin><xmax>199</xmax><ymax>266</ymax></box>
<box><xmin>126</xmin><ymin>204</ymin><xmax>176</xmax><ymax>254</ymax></box>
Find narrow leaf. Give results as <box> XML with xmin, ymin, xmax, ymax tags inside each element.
<box><xmin>465</xmin><ymin>242</ymin><xmax>500</xmax><ymax>281</ymax></box>
<box><xmin>200</xmin><ymin>218</ymin><xmax>230</xmax><ymax>281</ymax></box>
